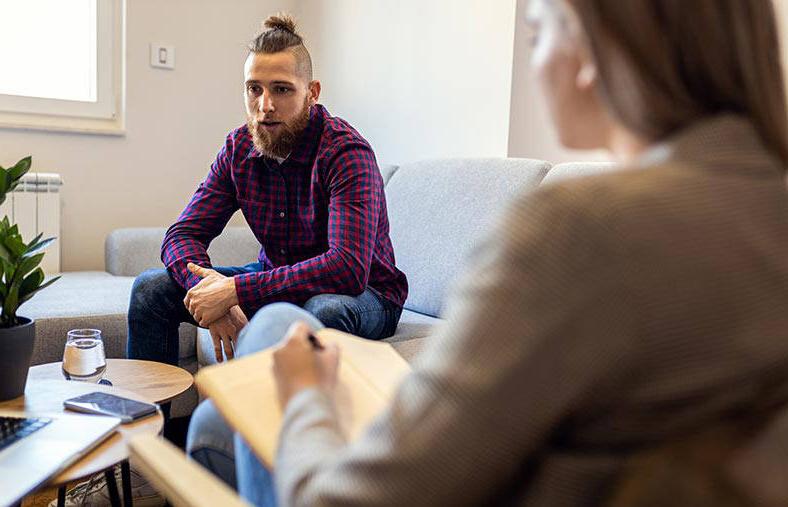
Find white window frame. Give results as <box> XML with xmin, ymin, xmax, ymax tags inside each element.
<box><xmin>0</xmin><ymin>0</ymin><xmax>125</xmax><ymax>135</ymax></box>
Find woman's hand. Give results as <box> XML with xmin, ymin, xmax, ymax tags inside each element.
<box><xmin>272</xmin><ymin>321</ymin><xmax>340</xmax><ymax>410</ymax></box>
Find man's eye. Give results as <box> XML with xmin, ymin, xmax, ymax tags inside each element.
<box><xmin>275</xmin><ymin>86</ymin><xmax>291</xmax><ymax>94</ymax></box>
<box><xmin>247</xmin><ymin>85</ymin><xmax>261</xmax><ymax>94</ymax></box>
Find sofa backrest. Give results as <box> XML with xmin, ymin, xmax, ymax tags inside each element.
<box><xmin>541</xmin><ymin>161</ymin><xmax>616</xmax><ymax>185</ymax></box>
<box><xmin>106</xmin><ymin>227</ymin><xmax>260</xmax><ymax>277</ymax></box>
<box><xmin>384</xmin><ymin>158</ymin><xmax>552</xmax><ymax>317</ymax></box>
<box><xmin>107</xmin><ymin>159</ymin><xmax>614</xmax><ymax>318</ymax></box>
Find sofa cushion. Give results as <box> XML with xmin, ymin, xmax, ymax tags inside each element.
<box><xmin>106</xmin><ymin>226</ymin><xmax>260</xmax><ymax>277</ymax></box>
<box><xmin>22</xmin><ymin>271</ymin><xmax>197</xmax><ymax>365</ymax></box>
<box><xmin>379</xmin><ymin>164</ymin><xmax>399</xmax><ymax>185</ymax></box>
<box><xmin>385</xmin><ymin>309</ymin><xmax>441</xmax><ymax>362</ymax></box>
<box><xmin>385</xmin><ymin>158</ymin><xmax>551</xmax><ymax>317</ymax></box>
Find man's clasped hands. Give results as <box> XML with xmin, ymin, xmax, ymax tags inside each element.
<box><xmin>183</xmin><ymin>263</ymin><xmax>247</xmax><ymax>362</ymax></box>
<box><xmin>183</xmin><ymin>262</ymin><xmax>340</xmax><ymax>409</ymax></box>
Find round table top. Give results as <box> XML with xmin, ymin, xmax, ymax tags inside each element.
<box><xmin>28</xmin><ymin>359</ymin><xmax>194</xmax><ymax>404</ymax></box>
<box><xmin>0</xmin><ymin>379</ymin><xmax>163</xmax><ymax>484</ymax></box>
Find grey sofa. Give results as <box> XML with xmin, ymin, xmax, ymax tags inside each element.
<box><xmin>22</xmin><ymin>158</ymin><xmax>612</xmax><ymax>416</ymax></box>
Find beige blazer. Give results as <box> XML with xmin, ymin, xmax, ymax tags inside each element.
<box><xmin>275</xmin><ymin>115</ymin><xmax>788</xmax><ymax>506</ymax></box>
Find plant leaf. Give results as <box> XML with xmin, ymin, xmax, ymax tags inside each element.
<box><xmin>18</xmin><ymin>273</ymin><xmax>59</xmax><ymax>305</ymax></box>
<box><xmin>0</xmin><ymin>169</ymin><xmax>8</xmax><ymax>204</ymax></box>
<box><xmin>23</xmin><ymin>237</ymin><xmax>56</xmax><ymax>258</ymax></box>
<box><xmin>18</xmin><ymin>268</ymin><xmax>44</xmax><ymax>299</ymax></box>
<box><xmin>3</xmin><ymin>234</ymin><xmax>25</xmax><ymax>259</ymax></box>
<box><xmin>14</xmin><ymin>253</ymin><xmax>44</xmax><ymax>283</ymax></box>
<box><xmin>0</xmin><ymin>257</ymin><xmax>13</xmax><ymax>282</ymax></box>
<box><xmin>3</xmin><ymin>284</ymin><xmax>19</xmax><ymax>322</ymax></box>
<box><xmin>25</xmin><ymin>232</ymin><xmax>43</xmax><ymax>250</ymax></box>
<box><xmin>0</xmin><ymin>241</ymin><xmax>11</xmax><ymax>263</ymax></box>
<box><xmin>9</xmin><ymin>156</ymin><xmax>31</xmax><ymax>181</ymax></box>
<box><xmin>5</xmin><ymin>172</ymin><xmax>16</xmax><ymax>194</ymax></box>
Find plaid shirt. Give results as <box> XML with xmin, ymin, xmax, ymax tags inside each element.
<box><xmin>161</xmin><ymin>104</ymin><xmax>408</xmax><ymax>314</ymax></box>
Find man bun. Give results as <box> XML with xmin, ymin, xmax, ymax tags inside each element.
<box><xmin>263</xmin><ymin>14</ymin><xmax>299</xmax><ymax>36</ymax></box>
<box><xmin>249</xmin><ymin>13</ymin><xmax>312</xmax><ymax>81</ymax></box>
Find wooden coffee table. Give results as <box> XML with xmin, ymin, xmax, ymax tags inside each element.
<box><xmin>13</xmin><ymin>359</ymin><xmax>193</xmax><ymax>506</ymax></box>
<box><xmin>28</xmin><ymin>359</ymin><xmax>193</xmax><ymax>406</ymax></box>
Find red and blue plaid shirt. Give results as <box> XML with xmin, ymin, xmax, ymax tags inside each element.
<box><xmin>161</xmin><ymin>104</ymin><xmax>408</xmax><ymax>314</ymax></box>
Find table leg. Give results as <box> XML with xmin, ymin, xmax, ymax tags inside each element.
<box><xmin>121</xmin><ymin>460</ymin><xmax>133</xmax><ymax>507</ymax></box>
<box><xmin>57</xmin><ymin>486</ymin><xmax>66</xmax><ymax>507</ymax></box>
<box><xmin>105</xmin><ymin>466</ymin><xmax>122</xmax><ymax>507</ymax></box>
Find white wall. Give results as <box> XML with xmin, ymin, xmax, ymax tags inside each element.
<box><xmin>0</xmin><ymin>0</ymin><xmax>292</xmax><ymax>271</ymax></box>
<box><xmin>1</xmin><ymin>2</ymin><xmax>785</xmax><ymax>271</ymax></box>
<box><xmin>293</xmin><ymin>0</ymin><xmax>517</xmax><ymax>165</ymax></box>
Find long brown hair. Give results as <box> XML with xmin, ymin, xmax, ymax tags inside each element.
<box><xmin>568</xmin><ymin>0</ymin><xmax>788</xmax><ymax>169</ymax></box>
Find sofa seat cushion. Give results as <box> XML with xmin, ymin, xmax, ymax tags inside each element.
<box><xmin>384</xmin><ymin>310</ymin><xmax>441</xmax><ymax>362</ymax></box>
<box><xmin>22</xmin><ymin>271</ymin><xmax>197</xmax><ymax>365</ymax></box>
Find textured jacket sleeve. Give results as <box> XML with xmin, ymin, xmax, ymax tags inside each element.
<box><xmin>234</xmin><ymin>144</ymin><xmax>382</xmax><ymax>313</ymax></box>
<box><xmin>274</xmin><ymin>184</ymin><xmax>640</xmax><ymax>506</ymax></box>
<box><xmin>161</xmin><ymin>134</ymin><xmax>239</xmax><ymax>290</ymax></box>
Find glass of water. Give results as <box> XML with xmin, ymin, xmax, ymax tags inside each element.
<box><xmin>62</xmin><ymin>329</ymin><xmax>107</xmax><ymax>383</ymax></box>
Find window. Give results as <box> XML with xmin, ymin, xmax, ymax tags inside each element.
<box><xmin>0</xmin><ymin>0</ymin><xmax>124</xmax><ymax>134</ymax></box>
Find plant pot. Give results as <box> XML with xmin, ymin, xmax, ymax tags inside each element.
<box><xmin>0</xmin><ymin>317</ymin><xmax>35</xmax><ymax>401</ymax></box>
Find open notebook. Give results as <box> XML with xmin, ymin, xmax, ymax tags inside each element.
<box><xmin>194</xmin><ymin>328</ymin><xmax>412</xmax><ymax>468</ymax></box>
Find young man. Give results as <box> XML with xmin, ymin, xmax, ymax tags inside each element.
<box><xmin>52</xmin><ymin>13</ymin><xmax>406</xmax><ymax>507</ymax></box>
<box><xmin>127</xmin><ymin>14</ymin><xmax>407</xmax><ymax>368</ymax></box>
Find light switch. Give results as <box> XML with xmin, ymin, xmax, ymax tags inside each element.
<box><xmin>150</xmin><ymin>44</ymin><xmax>175</xmax><ymax>70</ymax></box>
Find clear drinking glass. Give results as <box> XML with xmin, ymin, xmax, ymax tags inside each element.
<box><xmin>62</xmin><ymin>329</ymin><xmax>107</xmax><ymax>383</ymax></box>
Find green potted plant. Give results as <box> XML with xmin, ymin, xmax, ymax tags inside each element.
<box><xmin>0</xmin><ymin>156</ymin><xmax>59</xmax><ymax>401</ymax></box>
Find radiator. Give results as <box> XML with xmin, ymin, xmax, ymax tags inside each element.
<box><xmin>0</xmin><ymin>173</ymin><xmax>63</xmax><ymax>274</ymax></box>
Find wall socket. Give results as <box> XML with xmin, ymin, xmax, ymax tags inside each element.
<box><xmin>150</xmin><ymin>44</ymin><xmax>175</xmax><ymax>70</ymax></box>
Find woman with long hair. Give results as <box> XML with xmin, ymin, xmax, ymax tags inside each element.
<box><xmin>204</xmin><ymin>0</ymin><xmax>788</xmax><ymax>505</ymax></box>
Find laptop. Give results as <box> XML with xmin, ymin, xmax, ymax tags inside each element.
<box><xmin>0</xmin><ymin>408</ymin><xmax>119</xmax><ymax>507</ymax></box>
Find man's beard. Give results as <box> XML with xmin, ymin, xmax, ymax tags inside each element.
<box><xmin>248</xmin><ymin>100</ymin><xmax>311</xmax><ymax>159</ymax></box>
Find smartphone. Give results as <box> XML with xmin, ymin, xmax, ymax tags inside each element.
<box><xmin>63</xmin><ymin>392</ymin><xmax>159</xmax><ymax>423</ymax></box>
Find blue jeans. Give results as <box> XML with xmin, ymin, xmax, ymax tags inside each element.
<box><xmin>127</xmin><ymin>263</ymin><xmax>402</xmax><ymax>364</ymax></box>
<box><xmin>186</xmin><ymin>304</ymin><xmax>328</xmax><ymax>507</ymax></box>
<box><xmin>128</xmin><ymin>263</ymin><xmax>401</xmax><ymax>423</ymax></box>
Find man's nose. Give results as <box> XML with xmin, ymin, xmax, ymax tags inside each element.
<box><xmin>259</xmin><ymin>90</ymin><xmax>274</xmax><ymax>114</ymax></box>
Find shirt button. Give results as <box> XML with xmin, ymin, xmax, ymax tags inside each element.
<box><xmin>279</xmin><ymin>211</ymin><xmax>285</xmax><ymax>218</ymax></box>
<box><xmin>280</xmin><ymin>248</ymin><xmax>286</xmax><ymax>255</ymax></box>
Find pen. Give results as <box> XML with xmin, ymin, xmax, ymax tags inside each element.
<box><xmin>308</xmin><ymin>333</ymin><xmax>325</xmax><ymax>351</ymax></box>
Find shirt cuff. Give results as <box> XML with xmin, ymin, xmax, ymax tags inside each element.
<box><xmin>234</xmin><ymin>272</ymin><xmax>259</xmax><ymax>310</ymax></box>
<box><xmin>184</xmin><ymin>270</ymin><xmax>202</xmax><ymax>290</ymax></box>
<box><xmin>168</xmin><ymin>260</ymin><xmax>204</xmax><ymax>291</ymax></box>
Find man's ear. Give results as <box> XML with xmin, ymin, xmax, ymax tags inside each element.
<box><xmin>308</xmin><ymin>80</ymin><xmax>321</xmax><ymax>106</ymax></box>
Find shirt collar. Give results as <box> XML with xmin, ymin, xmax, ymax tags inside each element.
<box><xmin>244</xmin><ymin>104</ymin><xmax>326</xmax><ymax>166</ymax></box>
